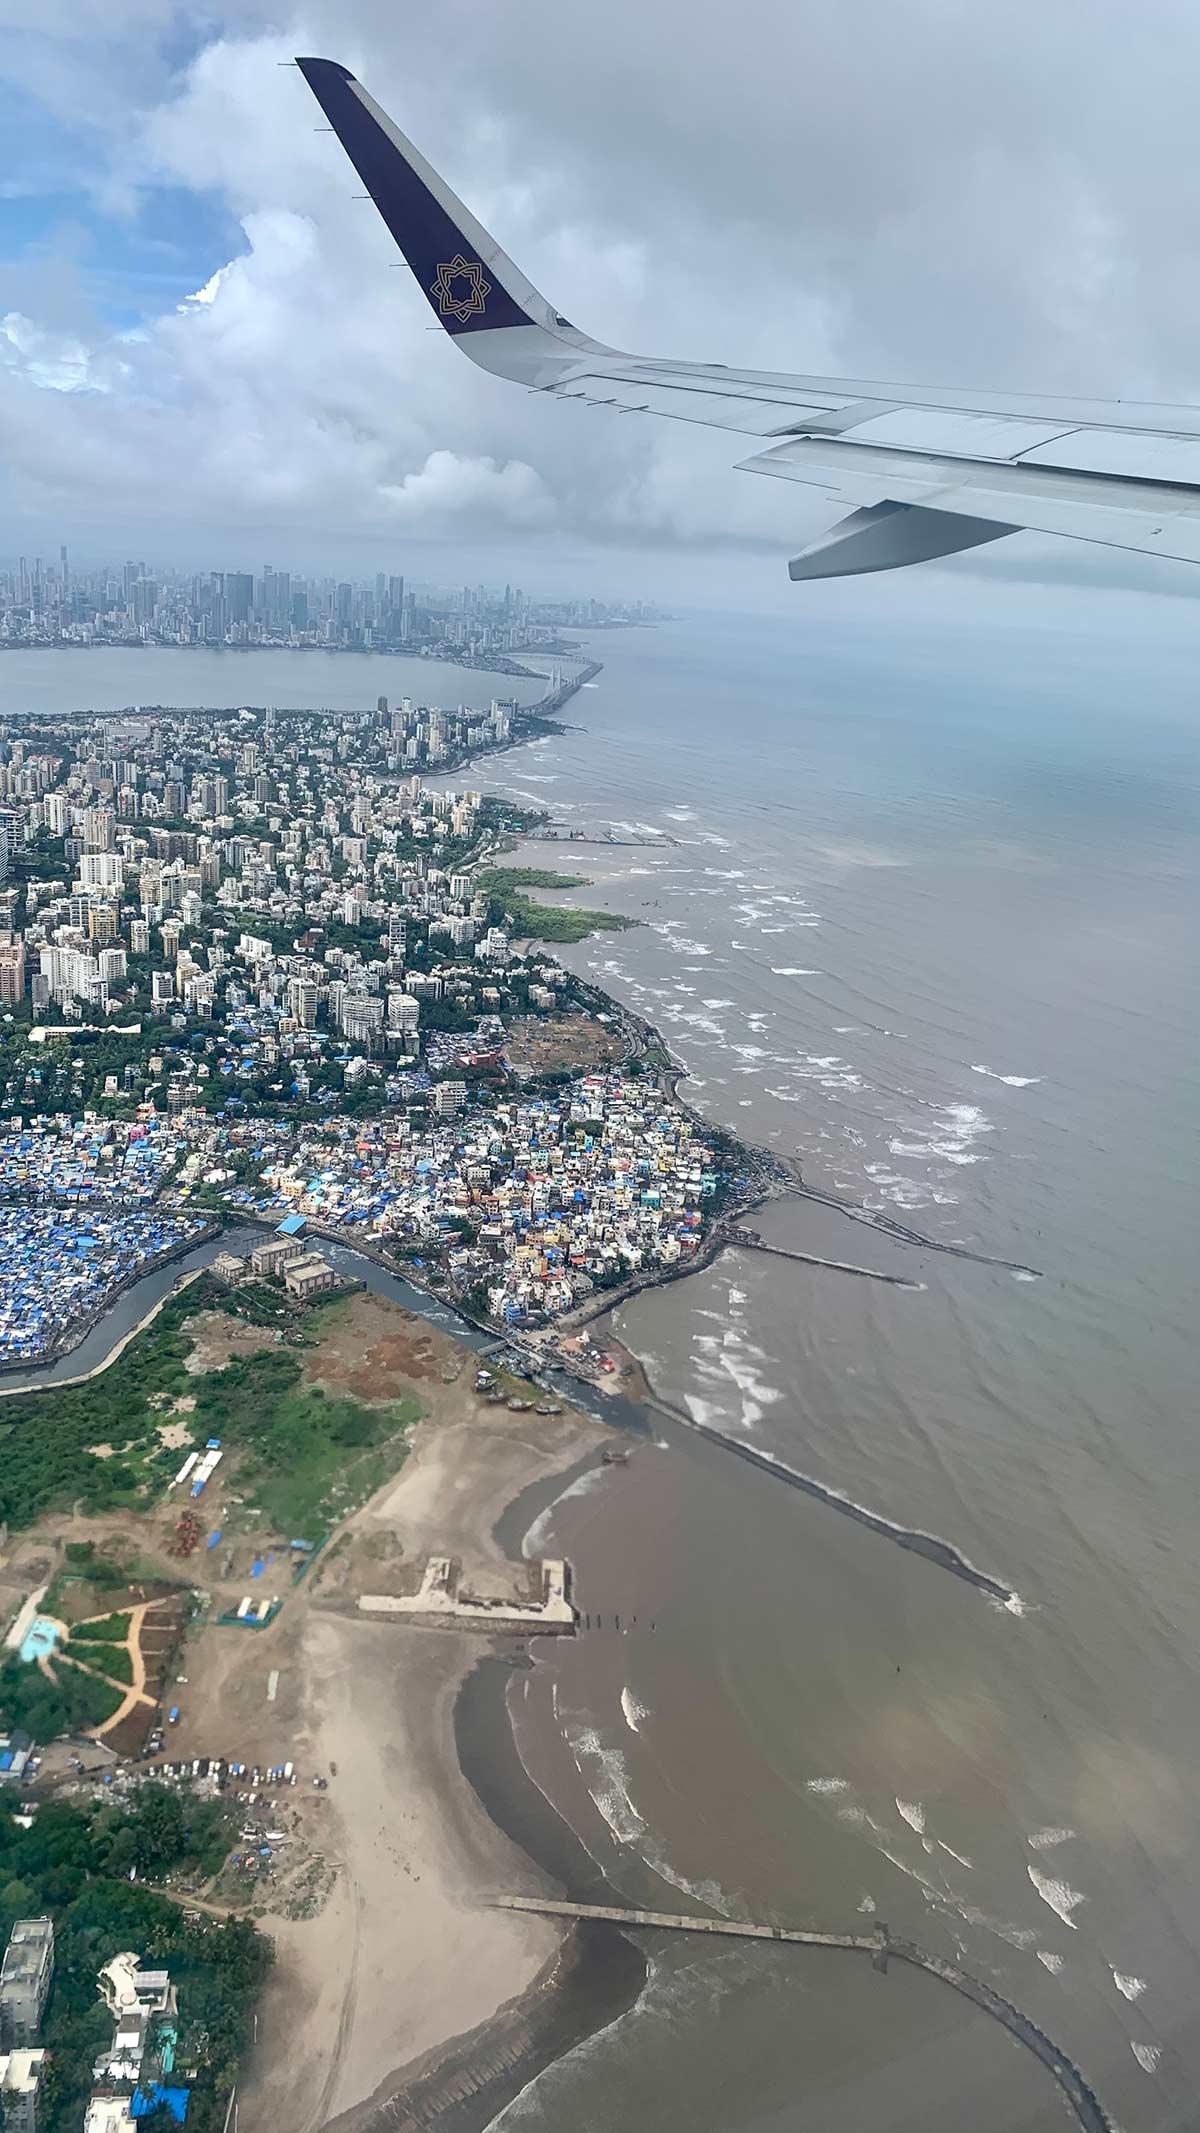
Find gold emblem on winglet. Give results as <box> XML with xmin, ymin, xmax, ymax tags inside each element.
<box><xmin>430</xmin><ymin>256</ymin><xmax>492</xmax><ymax>322</ymax></box>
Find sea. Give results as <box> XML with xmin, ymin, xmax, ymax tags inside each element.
<box><xmin>474</xmin><ymin>607</ymin><xmax>1200</xmax><ymax>2133</ymax></box>
<box><xmin>0</xmin><ymin>642</ymin><xmax>553</xmax><ymax>720</ymax></box>
<box><xmin>7</xmin><ymin>616</ymin><xmax>1199</xmax><ymax>2132</ymax></box>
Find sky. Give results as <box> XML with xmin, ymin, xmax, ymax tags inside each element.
<box><xmin>4</xmin><ymin>0</ymin><xmax>1200</xmax><ymax>616</ymax></box>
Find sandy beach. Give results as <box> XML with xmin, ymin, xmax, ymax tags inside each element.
<box><xmin>240</xmin><ymin>1402</ymin><xmax>607</xmax><ymax>2133</ymax></box>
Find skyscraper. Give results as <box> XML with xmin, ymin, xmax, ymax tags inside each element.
<box><xmin>227</xmin><ymin>572</ymin><xmax>253</xmax><ymax>624</ymax></box>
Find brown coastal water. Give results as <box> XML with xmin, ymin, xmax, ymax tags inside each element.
<box><xmin>473</xmin><ymin>608</ymin><xmax>1200</xmax><ymax>2132</ymax></box>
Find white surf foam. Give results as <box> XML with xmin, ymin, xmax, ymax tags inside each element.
<box><xmin>876</xmin><ymin>1846</ymin><xmax>942</xmax><ymax>1898</ymax></box>
<box><xmin>971</xmin><ymin>1064</ymin><xmax>1043</xmax><ymax>1087</ymax></box>
<box><xmin>857</xmin><ymin>1894</ymin><xmax>877</xmax><ymax>1914</ymax></box>
<box><xmin>566</xmin><ymin>1722</ymin><xmax>646</xmax><ymax>1844</ymax></box>
<box><xmin>1037</xmin><ymin>1950</ymin><xmax>1064</xmax><ymax>1974</ymax></box>
<box><xmin>1028</xmin><ymin>1826</ymin><xmax>1075</xmax><ymax>1850</ymax></box>
<box><xmin>1130</xmin><ymin>2042</ymin><xmax>1160</xmax><ymax>2074</ymax></box>
<box><xmin>937</xmin><ymin>1840</ymin><xmax>974</xmax><ymax>1870</ymax></box>
<box><xmin>1027</xmin><ymin>1865</ymin><xmax>1087</xmax><ymax>1928</ymax></box>
<box><xmin>896</xmin><ymin>1798</ymin><xmax>926</xmax><ymax>1835</ymax></box>
<box><xmin>638</xmin><ymin>1842</ymin><xmax>737</xmax><ymax>1918</ymax></box>
<box><xmin>889</xmin><ymin>1101</ymin><xmax>993</xmax><ymax>1168</ymax></box>
<box><xmin>805</xmin><ymin>1776</ymin><xmax>849</xmax><ymax>1796</ymax></box>
<box><xmin>1113</xmin><ymin>1971</ymin><xmax>1147</xmax><ymax>2002</ymax></box>
<box><xmin>955</xmin><ymin>1905</ymin><xmax>1037</xmax><ymax>1951</ymax></box>
<box><xmin>770</xmin><ymin>967</ymin><xmax>822</xmax><ymax>977</ymax></box>
<box><xmin>521</xmin><ymin>1468</ymin><xmax>608</xmax><ymax>1558</ymax></box>
<box><xmin>620</xmin><ymin>1686</ymin><xmax>650</xmax><ymax>1735</ymax></box>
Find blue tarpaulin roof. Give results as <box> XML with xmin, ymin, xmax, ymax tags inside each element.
<box><xmin>277</xmin><ymin>1213</ymin><xmax>307</xmax><ymax>1235</ymax></box>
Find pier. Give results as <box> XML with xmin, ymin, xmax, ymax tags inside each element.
<box><xmin>493</xmin><ymin>1899</ymin><xmax>1113</xmax><ymax>2132</ymax></box>
<box><xmin>727</xmin><ymin>1229</ymin><xmax>923</xmax><ymax>1287</ymax></box>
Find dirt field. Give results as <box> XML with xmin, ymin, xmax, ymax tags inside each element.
<box><xmin>303</xmin><ymin>1290</ymin><xmax>464</xmax><ymax>1403</ymax></box>
<box><xmin>181</xmin><ymin>1309</ymin><xmax>286</xmax><ymax>1375</ymax></box>
<box><xmin>503</xmin><ymin>1012</ymin><xmax>625</xmax><ymax>1074</ymax></box>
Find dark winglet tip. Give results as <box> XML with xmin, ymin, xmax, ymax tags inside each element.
<box><xmin>295</xmin><ymin>57</ymin><xmax>355</xmax><ymax>84</ymax></box>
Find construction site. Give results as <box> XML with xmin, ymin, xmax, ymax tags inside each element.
<box><xmin>358</xmin><ymin>1553</ymin><xmax>575</xmax><ymax>1633</ymax></box>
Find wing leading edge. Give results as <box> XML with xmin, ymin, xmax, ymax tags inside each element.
<box><xmin>296</xmin><ymin>56</ymin><xmax>1200</xmax><ymax>582</ymax></box>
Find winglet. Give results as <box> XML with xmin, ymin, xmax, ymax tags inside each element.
<box><xmin>296</xmin><ymin>57</ymin><xmax>566</xmax><ymax>342</ymax></box>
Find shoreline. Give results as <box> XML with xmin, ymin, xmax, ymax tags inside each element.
<box><xmin>236</xmin><ymin>1393</ymin><xmax>626</xmax><ymax>2133</ymax></box>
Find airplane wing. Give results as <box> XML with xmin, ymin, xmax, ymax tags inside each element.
<box><xmin>296</xmin><ymin>56</ymin><xmax>1200</xmax><ymax>581</ymax></box>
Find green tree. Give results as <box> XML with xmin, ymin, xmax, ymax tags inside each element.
<box><xmin>127</xmin><ymin>1787</ymin><xmax>187</xmax><ymax>1876</ymax></box>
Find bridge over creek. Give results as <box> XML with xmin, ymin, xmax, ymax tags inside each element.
<box><xmin>492</xmin><ymin>1898</ymin><xmax>1113</xmax><ymax>2132</ymax></box>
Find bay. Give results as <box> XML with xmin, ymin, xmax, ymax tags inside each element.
<box><xmin>0</xmin><ymin>643</ymin><xmax>552</xmax><ymax>719</ymax></box>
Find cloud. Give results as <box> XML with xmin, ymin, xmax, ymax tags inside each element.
<box><xmin>4</xmin><ymin>0</ymin><xmax>1200</xmax><ymax>597</ymax></box>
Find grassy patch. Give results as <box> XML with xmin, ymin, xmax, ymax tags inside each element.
<box><xmin>0</xmin><ymin>1653</ymin><xmax>123</xmax><ymax>1739</ymax></box>
<box><xmin>219</xmin><ymin>1278</ymin><xmax>295</xmax><ymax>1327</ymax></box>
<box><xmin>62</xmin><ymin>1542</ymin><xmax>132</xmax><ymax>1586</ymax></box>
<box><xmin>496</xmin><ymin>892</ymin><xmax>635</xmax><ymax>943</ymax></box>
<box><xmin>70</xmin><ymin>1611</ymin><xmax>133</xmax><ymax>1644</ymax></box>
<box><xmin>477</xmin><ymin>866</ymin><xmax>591</xmax><ymax>893</ymax></box>
<box><xmin>0</xmin><ymin>1281</ymin><xmax>420</xmax><ymax>1547</ymax></box>
<box><xmin>54</xmin><ymin>1658</ymin><xmax>126</xmax><ymax>1721</ymax></box>
<box><xmin>189</xmin><ymin>1347</ymin><xmax>420</xmax><ymax>1541</ymax></box>
<box><xmin>0</xmin><ymin>1283</ymin><xmax>214</xmax><ymax>1532</ymax></box>
<box><xmin>68</xmin><ymin>1642</ymin><xmax>133</xmax><ymax>1687</ymax></box>
<box><xmin>477</xmin><ymin>866</ymin><xmax>636</xmax><ymax>944</ymax></box>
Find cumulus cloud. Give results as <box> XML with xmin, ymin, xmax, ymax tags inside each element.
<box><xmin>5</xmin><ymin>0</ymin><xmax>1200</xmax><ymax>596</ymax></box>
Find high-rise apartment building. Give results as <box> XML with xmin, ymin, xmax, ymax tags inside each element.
<box><xmin>0</xmin><ymin>1920</ymin><xmax>54</xmax><ymax>2047</ymax></box>
<box><xmin>0</xmin><ymin>936</ymin><xmax>26</xmax><ymax>1005</ymax></box>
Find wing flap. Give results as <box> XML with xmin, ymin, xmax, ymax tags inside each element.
<box><xmin>788</xmin><ymin>503</ymin><xmax>1017</xmax><ymax>580</ymax></box>
<box><xmin>741</xmin><ymin>437</ymin><xmax>1200</xmax><ymax>567</ymax></box>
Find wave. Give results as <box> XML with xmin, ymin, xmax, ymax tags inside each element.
<box><xmin>521</xmin><ymin>1467</ymin><xmax>607</xmax><ymax>1558</ymax></box>
<box><xmin>1112</xmin><ymin>1971</ymin><xmax>1147</xmax><ymax>2002</ymax></box>
<box><xmin>805</xmin><ymin>1776</ymin><xmax>849</xmax><ymax>1796</ymax></box>
<box><xmin>566</xmin><ymin>1721</ymin><xmax>646</xmax><ymax>1844</ymax></box>
<box><xmin>1027</xmin><ymin>1865</ymin><xmax>1087</xmax><ymax>1928</ymax></box>
<box><xmin>889</xmin><ymin>1101</ymin><xmax>993</xmax><ymax>1168</ymax></box>
<box><xmin>488</xmin><ymin>1957</ymin><xmax>664</xmax><ymax>2125</ymax></box>
<box><xmin>937</xmin><ymin>1840</ymin><xmax>974</xmax><ymax>1870</ymax></box>
<box><xmin>620</xmin><ymin>1686</ymin><xmax>650</xmax><ymax>1735</ymax></box>
<box><xmin>1037</xmin><ymin>1950</ymin><xmax>1064</xmax><ymax>1974</ymax></box>
<box><xmin>896</xmin><ymin>1798</ymin><xmax>926</xmax><ymax>1835</ymax></box>
<box><xmin>971</xmin><ymin>1064</ymin><xmax>1043</xmax><ymax>1087</ymax></box>
<box><xmin>637</xmin><ymin>1840</ymin><xmax>737</xmax><ymax>1918</ymax></box>
<box><xmin>1027</xmin><ymin>1826</ymin><xmax>1075</xmax><ymax>1850</ymax></box>
<box><xmin>1130</xmin><ymin>2042</ymin><xmax>1161</xmax><ymax>2074</ymax></box>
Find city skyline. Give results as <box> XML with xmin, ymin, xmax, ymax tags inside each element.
<box><xmin>0</xmin><ymin>546</ymin><xmax>660</xmax><ymax>655</ymax></box>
